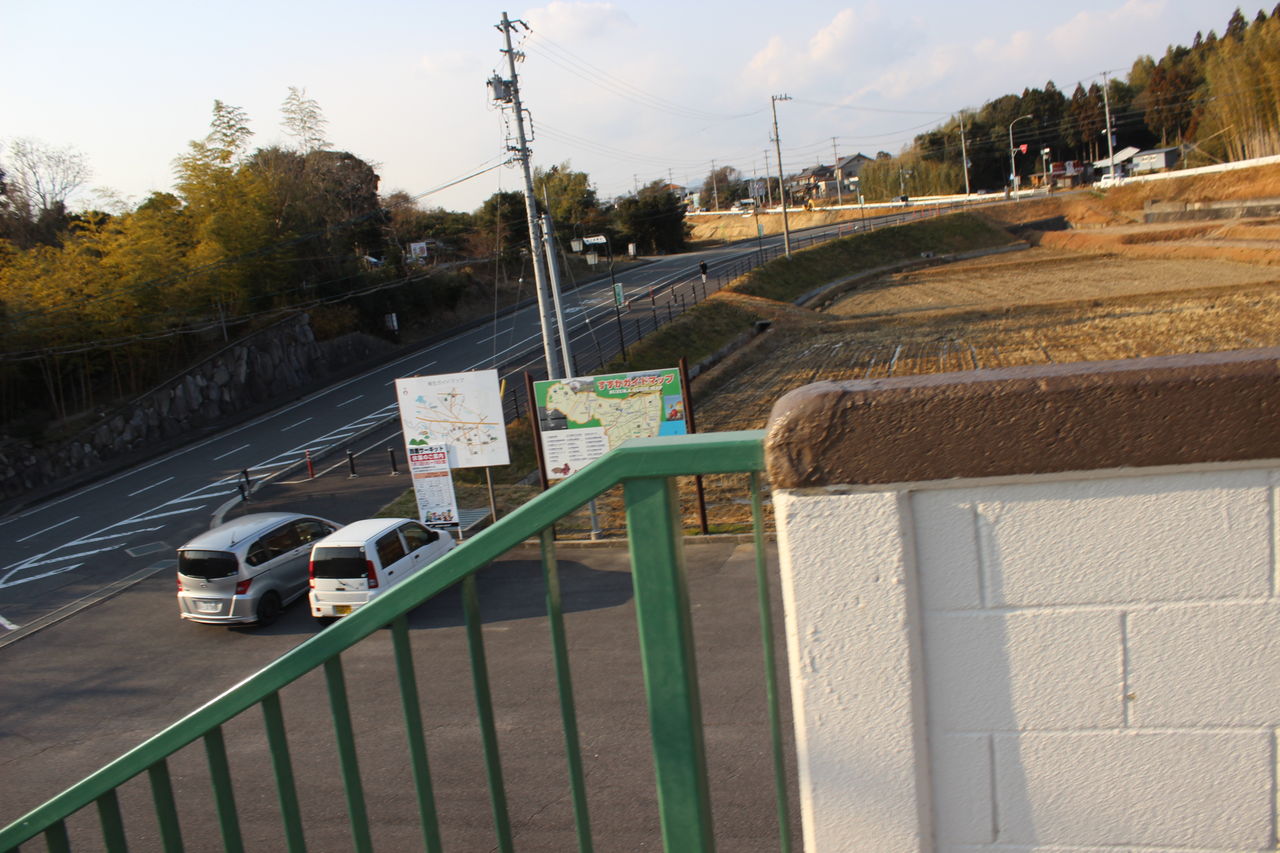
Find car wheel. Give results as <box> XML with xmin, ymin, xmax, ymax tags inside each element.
<box><xmin>255</xmin><ymin>592</ymin><xmax>282</xmax><ymax>627</ymax></box>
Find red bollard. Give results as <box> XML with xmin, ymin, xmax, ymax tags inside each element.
<box><xmin>305</xmin><ymin>450</ymin><xmax>315</xmax><ymax>479</ymax></box>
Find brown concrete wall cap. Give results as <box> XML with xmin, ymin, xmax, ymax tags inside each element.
<box><xmin>765</xmin><ymin>348</ymin><xmax>1280</xmax><ymax>489</ymax></box>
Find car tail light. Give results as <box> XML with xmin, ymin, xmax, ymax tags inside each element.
<box><xmin>235</xmin><ymin>578</ymin><xmax>252</xmax><ymax>595</ymax></box>
<box><xmin>308</xmin><ymin>559</ymin><xmax>316</xmax><ymax>588</ymax></box>
<box><xmin>366</xmin><ymin>560</ymin><xmax>379</xmax><ymax>589</ymax></box>
<box><xmin>176</xmin><ymin>575</ymin><xmax>183</xmax><ymax>592</ymax></box>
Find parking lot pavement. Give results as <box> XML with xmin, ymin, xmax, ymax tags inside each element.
<box><xmin>3</xmin><ymin>463</ymin><xmax>800</xmax><ymax>851</ymax></box>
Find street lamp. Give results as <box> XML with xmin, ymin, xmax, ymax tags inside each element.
<box><xmin>1008</xmin><ymin>114</ymin><xmax>1033</xmax><ymax>199</ymax></box>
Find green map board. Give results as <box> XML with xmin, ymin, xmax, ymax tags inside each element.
<box><xmin>533</xmin><ymin>368</ymin><xmax>687</xmax><ymax>480</ymax></box>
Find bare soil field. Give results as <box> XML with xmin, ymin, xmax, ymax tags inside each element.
<box><xmin>702</xmin><ymin>249</ymin><xmax>1280</xmax><ymax>435</ymax></box>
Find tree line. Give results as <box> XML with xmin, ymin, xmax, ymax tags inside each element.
<box><xmin>0</xmin><ymin>92</ymin><xmax>687</xmax><ymax>438</ymax></box>
<box><xmin>694</xmin><ymin>7</ymin><xmax>1280</xmax><ymax>205</ymax></box>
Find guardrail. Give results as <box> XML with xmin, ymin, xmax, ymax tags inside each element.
<box><xmin>0</xmin><ymin>431</ymin><xmax>787</xmax><ymax>853</ymax></box>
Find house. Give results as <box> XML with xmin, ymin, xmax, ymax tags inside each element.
<box><xmin>1092</xmin><ymin>145</ymin><xmax>1141</xmax><ymax>179</ymax></box>
<box><xmin>835</xmin><ymin>153</ymin><xmax>872</xmax><ymax>190</ymax></box>
<box><xmin>1131</xmin><ymin>147</ymin><xmax>1182</xmax><ymax>173</ymax></box>
<box><xmin>790</xmin><ymin>164</ymin><xmax>835</xmax><ymax>200</ymax></box>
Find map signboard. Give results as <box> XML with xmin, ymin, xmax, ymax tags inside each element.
<box><xmin>533</xmin><ymin>368</ymin><xmax>687</xmax><ymax>481</ymax></box>
<box><xmin>406</xmin><ymin>444</ymin><xmax>460</xmax><ymax>527</ymax></box>
<box><xmin>396</xmin><ymin>370</ymin><xmax>509</xmax><ymax>469</ymax></box>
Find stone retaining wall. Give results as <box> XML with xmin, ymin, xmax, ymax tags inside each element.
<box><xmin>0</xmin><ymin>315</ymin><xmax>393</xmax><ymax>506</ymax></box>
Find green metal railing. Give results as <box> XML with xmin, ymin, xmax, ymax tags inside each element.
<box><xmin>0</xmin><ymin>430</ymin><xmax>790</xmax><ymax>853</ymax></box>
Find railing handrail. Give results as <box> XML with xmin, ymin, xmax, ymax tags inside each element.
<box><xmin>0</xmin><ymin>430</ymin><xmax>767</xmax><ymax>849</ymax></box>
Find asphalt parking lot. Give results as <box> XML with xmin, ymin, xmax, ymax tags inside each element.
<box><xmin>1</xmin><ymin>466</ymin><xmax>798</xmax><ymax>851</ymax></box>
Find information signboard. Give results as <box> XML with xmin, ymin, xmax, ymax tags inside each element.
<box><xmin>533</xmin><ymin>368</ymin><xmax>687</xmax><ymax>481</ymax></box>
<box><xmin>395</xmin><ymin>370</ymin><xmax>509</xmax><ymax>469</ymax></box>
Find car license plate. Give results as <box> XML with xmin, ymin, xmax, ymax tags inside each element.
<box><xmin>335</xmin><ymin>605</ymin><xmax>352</xmax><ymax>615</ymax></box>
<box><xmin>195</xmin><ymin>600</ymin><xmax>221</xmax><ymax>614</ymax></box>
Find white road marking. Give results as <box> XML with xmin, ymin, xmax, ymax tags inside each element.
<box><xmin>336</xmin><ymin>395</ymin><xmax>363</xmax><ymax>407</ymax></box>
<box><xmin>106</xmin><ymin>507</ymin><xmax>205</xmax><ymax>526</ymax></box>
<box><xmin>77</xmin><ymin>527</ymin><xmax>164</xmax><ymax>545</ymax></box>
<box><xmin>162</xmin><ymin>489</ymin><xmax>236</xmax><ymax>506</ymax></box>
<box><xmin>16</xmin><ymin>516</ymin><xmax>79</xmax><ymax>543</ymax></box>
<box><xmin>213</xmin><ymin>443</ymin><xmax>251</xmax><ymax>461</ymax></box>
<box><xmin>14</xmin><ymin>548</ymin><xmax>114</xmax><ymax>569</ymax></box>
<box><xmin>281</xmin><ymin>418</ymin><xmax>312</xmax><ymax>432</ymax></box>
<box><xmin>0</xmin><ymin>614</ymin><xmax>19</xmax><ymax>630</ymax></box>
<box><xmin>127</xmin><ymin>476</ymin><xmax>174</xmax><ymax>497</ymax></box>
<box><xmin>0</xmin><ymin>564</ymin><xmax>82</xmax><ymax>589</ymax></box>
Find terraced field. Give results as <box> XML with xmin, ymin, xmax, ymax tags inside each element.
<box><xmin>700</xmin><ymin>246</ymin><xmax>1280</xmax><ymax>434</ymax></box>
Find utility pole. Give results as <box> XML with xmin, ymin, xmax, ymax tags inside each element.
<box><xmin>710</xmin><ymin>160</ymin><xmax>719</xmax><ymax>211</ymax></box>
<box><xmin>763</xmin><ymin>149</ymin><xmax>774</xmax><ymax>207</ymax></box>
<box><xmin>492</xmin><ymin>12</ymin><xmax>562</xmax><ymax>379</ymax></box>
<box><xmin>1101</xmin><ymin>70</ymin><xmax>1116</xmax><ymax>182</ymax></box>
<box><xmin>541</xmin><ymin>213</ymin><xmax>574</xmax><ymax>377</ymax></box>
<box><xmin>771</xmin><ymin>94</ymin><xmax>792</xmax><ymax>258</ymax></box>
<box><xmin>832</xmin><ymin>138</ymin><xmax>843</xmax><ymax>206</ymax></box>
<box><xmin>959</xmin><ymin>114</ymin><xmax>971</xmax><ymax>196</ymax></box>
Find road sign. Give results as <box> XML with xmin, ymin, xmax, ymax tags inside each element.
<box><xmin>583</xmin><ymin>234</ymin><xmax>608</xmax><ymax>245</ymax></box>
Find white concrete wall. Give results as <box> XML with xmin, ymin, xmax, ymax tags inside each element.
<box><xmin>776</xmin><ymin>463</ymin><xmax>1280</xmax><ymax>852</ymax></box>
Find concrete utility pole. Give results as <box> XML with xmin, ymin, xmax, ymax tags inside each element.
<box><xmin>959</xmin><ymin>115</ymin><xmax>971</xmax><ymax>196</ymax></box>
<box><xmin>540</xmin><ymin>213</ymin><xmax>574</xmax><ymax>377</ymax></box>
<box><xmin>771</xmin><ymin>94</ymin><xmax>792</xmax><ymax>258</ymax></box>
<box><xmin>493</xmin><ymin>12</ymin><xmax>562</xmax><ymax>378</ymax></box>
<box><xmin>763</xmin><ymin>149</ymin><xmax>774</xmax><ymax>207</ymax></box>
<box><xmin>832</xmin><ymin>138</ymin><xmax>843</xmax><ymax>206</ymax></box>
<box><xmin>710</xmin><ymin>159</ymin><xmax>719</xmax><ymax>210</ymax></box>
<box><xmin>1101</xmin><ymin>70</ymin><xmax>1116</xmax><ymax>181</ymax></box>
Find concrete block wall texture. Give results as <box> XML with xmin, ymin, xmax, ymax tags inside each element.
<box><xmin>776</xmin><ymin>465</ymin><xmax>1280</xmax><ymax>852</ymax></box>
<box><xmin>765</xmin><ymin>350</ymin><xmax>1280</xmax><ymax>852</ymax></box>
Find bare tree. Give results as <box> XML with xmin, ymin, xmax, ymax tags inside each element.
<box><xmin>3</xmin><ymin>137</ymin><xmax>91</xmax><ymax>218</ymax></box>
<box><xmin>281</xmin><ymin>86</ymin><xmax>331</xmax><ymax>154</ymax></box>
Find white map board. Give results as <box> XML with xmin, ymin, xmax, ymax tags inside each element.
<box><xmin>396</xmin><ymin>370</ymin><xmax>510</xmax><ymax>469</ymax></box>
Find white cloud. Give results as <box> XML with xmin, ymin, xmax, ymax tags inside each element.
<box><xmin>420</xmin><ymin>50</ymin><xmax>477</xmax><ymax>75</ymax></box>
<box><xmin>523</xmin><ymin>1</ymin><xmax>635</xmax><ymax>41</ymax></box>
<box><xmin>808</xmin><ymin>9</ymin><xmax>859</xmax><ymax>66</ymax></box>
<box><xmin>1047</xmin><ymin>0</ymin><xmax>1168</xmax><ymax>58</ymax></box>
<box><xmin>746</xmin><ymin>8</ymin><xmax>870</xmax><ymax>88</ymax></box>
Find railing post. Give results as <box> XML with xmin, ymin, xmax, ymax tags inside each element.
<box><xmin>624</xmin><ymin>476</ymin><xmax>714</xmax><ymax>852</ymax></box>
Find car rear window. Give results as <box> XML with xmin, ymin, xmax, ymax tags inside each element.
<box><xmin>310</xmin><ymin>546</ymin><xmax>367</xmax><ymax>579</ymax></box>
<box><xmin>179</xmin><ymin>550</ymin><xmax>239</xmax><ymax>579</ymax></box>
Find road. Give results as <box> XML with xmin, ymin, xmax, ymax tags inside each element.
<box><xmin>0</xmin><ymin>211</ymin><xmax>921</xmax><ymax>641</ymax></box>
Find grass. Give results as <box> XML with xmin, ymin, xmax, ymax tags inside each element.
<box><xmin>602</xmin><ymin>299</ymin><xmax>764</xmax><ymax>374</ymax></box>
<box><xmin>727</xmin><ymin>212</ymin><xmax>1016</xmax><ymax>303</ymax></box>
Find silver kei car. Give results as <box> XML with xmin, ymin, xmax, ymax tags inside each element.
<box><xmin>177</xmin><ymin>512</ymin><xmax>339</xmax><ymax>627</ymax></box>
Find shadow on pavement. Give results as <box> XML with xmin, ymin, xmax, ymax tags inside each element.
<box><xmin>233</xmin><ymin>556</ymin><xmax>633</xmax><ymax>637</ymax></box>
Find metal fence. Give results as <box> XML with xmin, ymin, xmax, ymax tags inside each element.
<box><xmin>0</xmin><ymin>431</ymin><xmax>788</xmax><ymax>853</ymax></box>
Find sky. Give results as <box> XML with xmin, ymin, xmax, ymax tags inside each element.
<box><xmin>0</xmin><ymin>0</ymin><xmax>1259</xmax><ymax>213</ymax></box>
